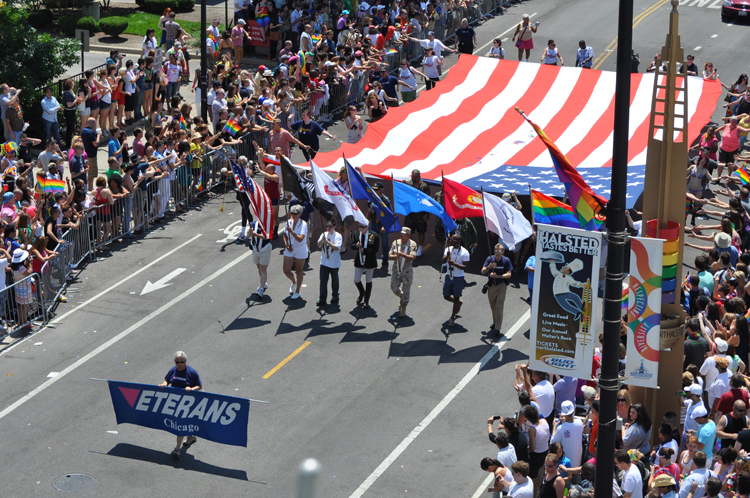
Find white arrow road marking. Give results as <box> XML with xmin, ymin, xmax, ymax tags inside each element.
<box><xmin>141</xmin><ymin>268</ymin><xmax>187</xmax><ymax>295</ymax></box>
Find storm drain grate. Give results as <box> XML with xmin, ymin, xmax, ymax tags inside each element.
<box><xmin>53</xmin><ymin>474</ymin><xmax>96</xmax><ymax>492</ymax></box>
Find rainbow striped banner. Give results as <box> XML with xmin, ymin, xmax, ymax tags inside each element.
<box><xmin>36</xmin><ymin>175</ymin><xmax>65</xmax><ymax>193</ymax></box>
<box><xmin>734</xmin><ymin>162</ymin><xmax>750</xmax><ymax>185</ymax></box>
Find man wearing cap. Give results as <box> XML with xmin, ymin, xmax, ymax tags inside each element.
<box><xmin>367</xmin><ymin>182</ymin><xmax>393</xmax><ymax>267</ymax></box>
<box><xmin>708</xmin><ymin>355</ymin><xmax>731</xmax><ymax>416</ymax></box>
<box><xmin>700</xmin><ymin>338</ymin><xmax>733</xmax><ymax>400</ymax></box>
<box><xmin>550</xmin><ymin>400</ymin><xmax>584</xmax><ymax>470</ymax></box>
<box><xmin>680</xmin><ymin>383</ymin><xmax>706</xmax><ymax>452</ymax></box>
<box><xmin>443</xmin><ymin>233</ymin><xmax>470</xmax><ymax>327</ymax></box>
<box><xmin>378</xmin><ymin>65</ymin><xmax>412</xmax><ymax>108</ymax></box>
<box><xmin>390</xmin><ymin>226</ymin><xmax>417</xmax><ymax>318</ymax></box>
<box><xmin>232</xmin><ymin>20</ymin><xmax>249</xmax><ymax>62</ymax></box>
<box><xmin>408</xmin><ymin>30</ymin><xmax>456</xmax><ymax>76</ymax></box>
<box><xmin>693</xmin><ymin>407</ymin><xmax>717</xmax><ymax>467</ymax></box>
<box><xmin>404</xmin><ymin>169</ymin><xmax>431</xmax><ymax>256</ymax></box>
<box><xmin>290</xmin><ymin>109</ymin><xmax>336</xmax><ymax>160</ymax></box>
<box><xmin>482</xmin><ymin>243</ymin><xmax>512</xmax><ymax>333</ymax></box>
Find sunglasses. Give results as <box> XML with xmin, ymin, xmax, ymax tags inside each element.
<box><xmin>175</xmin><ymin>360</ymin><xmax>185</xmax><ymax>364</ymax></box>
<box><xmin>326</xmin><ymin>224</ymin><xmax>334</xmax><ymax>227</ymax></box>
<box><xmin>617</xmin><ymin>398</ymin><xmax>627</xmax><ymax>402</ymax></box>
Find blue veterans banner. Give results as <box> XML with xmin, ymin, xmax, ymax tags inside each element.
<box><xmin>107</xmin><ymin>380</ymin><xmax>250</xmax><ymax>447</ymax></box>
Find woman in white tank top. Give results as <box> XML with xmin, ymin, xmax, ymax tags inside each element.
<box><xmin>398</xmin><ymin>60</ymin><xmax>426</xmax><ymax>103</ymax></box>
<box><xmin>541</xmin><ymin>39</ymin><xmax>564</xmax><ymax>66</ymax></box>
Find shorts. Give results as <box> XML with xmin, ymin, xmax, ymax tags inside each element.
<box><xmin>124</xmin><ymin>93</ymin><xmax>135</xmax><ymax>112</ymax></box>
<box><xmin>79</xmin><ymin>106</ymin><xmax>91</xmax><ymax>117</ymax></box>
<box><xmin>251</xmin><ymin>245</ymin><xmax>272</xmax><ymax>266</ymax></box>
<box><xmin>99</xmin><ymin>101</ymin><xmax>111</xmax><ymax>111</ymax></box>
<box><xmin>145</xmin><ymin>83</ymin><xmax>154</xmax><ymax>91</ymax></box>
<box><xmin>528</xmin><ymin>450</ymin><xmax>548</xmax><ymax>479</ymax></box>
<box><xmin>404</xmin><ymin>212</ymin><xmax>427</xmax><ymax>233</ymax></box>
<box><xmin>284</xmin><ymin>246</ymin><xmax>309</xmax><ymax>259</ymax></box>
<box><xmin>443</xmin><ymin>275</ymin><xmax>465</xmax><ymax>298</ymax></box>
<box><xmin>89</xmin><ymin>99</ymin><xmax>100</xmax><ymax>110</ymax></box>
<box><xmin>118</xmin><ymin>94</ymin><xmax>126</xmax><ymax>106</ymax></box>
<box><xmin>87</xmin><ymin>157</ymin><xmax>99</xmax><ymax>179</ymax></box>
<box><xmin>271</xmin><ymin>197</ymin><xmax>280</xmax><ymax>206</ymax></box>
<box><xmin>720</xmin><ymin>147</ymin><xmax>739</xmax><ymax>164</ymax></box>
<box><xmin>402</xmin><ymin>90</ymin><xmax>417</xmax><ymax>103</ymax></box>
<box><xmin>336</xmin><ymin>213</ymin><xmax>354</xmax><ymax>228</ymax></box>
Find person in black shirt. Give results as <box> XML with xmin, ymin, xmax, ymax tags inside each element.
<box><xmin>44</xmin><ymin>206</ymin><xmax>64</xmax><ymax>251</ymax></box>
<box><xmin>455</xmin><ymin>18</ymin><xmax>477</xmax><ymax>55</ymax></box>
<box><xmin>631</xmin><ymin>50</ymin><xmax>640</xmax><ymax>73</ymax></box>
<box><xmin>679</xmin><ymin>54</ymin><xmax>698</xmax><ymax>76</ymax></box>
<box><xmin>684</xmin><ymin>317</ymin><xmax>711</xmax><ymax>371</ymax></box>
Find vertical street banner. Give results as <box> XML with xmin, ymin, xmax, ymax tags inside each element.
<box><xmin>107</xmin><ymin>381</ymin><xmax>250</xmax><ymax>447</ymax></box>
<box><xmin>529</xmin><ymin>224</ymin><xmax>602</xmax><ymax>379</ymax></box>
<box><xmin>624</xmin><ymin>237</ymin><xmax>664</xmax><ymax>388</ymax></box>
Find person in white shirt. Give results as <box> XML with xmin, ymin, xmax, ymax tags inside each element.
<box><xmin>615</xmin><ymin>449</ymin><xmax>643</xmax><ymax>498</ymax></box>
<box><xmin>488</xmin><ymin>38</ymin><xmax>505</xmax><ymax>59</ymax></box>
<box><xmin>492</xmin><ymin>431</ymin><xmax>517</xmax><ymax>469</ymax></box>
<box><xmin>504</xmin><ymin>461</ymin><xmax>534</xmax><ymax>498</ymax></box>
<box><xmin>576</xmin><ymin>40</ymin><xmax>594</xmax><ymax>68</ymax></box>
<box><xmin>249</xmin><ymin>219</ymin><xmax>272</xmax><ymax>297</ymax></box>
<box><xmin>317</xmin><ymin>220</ymin><xmax>342</xmax><ymax>306</ymax></box>
<box><xmin>680</xmin><ymin>384</ymin><xmax>706</xmax><ymax>452</ymax></box>
<box><xmin>707</xmin><ymin>356</ymin><xmax>731</xmax><ymax>414</ymax></box>
<box><xmin>700</xmin><ymin>338</ymin><xmax>732</xmax><ymax>396</ymax></box>
<box><xmin>442</xmin><ymin>233</ymin><xmax>470</xmax><ymax>327</ymax></box>
<box><xmin>550</xmin><ymin>400</ymin><xmax>584</xmax><ymax>468</ymax></box>
<box><xmin>518</xmin><ymin>364</ymin><xmax>555</xmax><ymax>420</ymax></box>
<box><xmin>283</xmin><ymin>204</ymin><xmax>308</xmax><ymax>299</ymax></box>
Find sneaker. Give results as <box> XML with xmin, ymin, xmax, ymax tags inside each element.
<box><xmin>291</xmin><ymin>292</ymin><xmax>300</xmax><ymax>300</ymax></box>
<box><xmin>171</xmin><ymin>448</ymin><xmax>181</xmax><ymax>459</ymax></box>
<box><xmin>122</xmin><ymin>233</ymin><xmax>133</xmax><ymax>239</ymax></box>
<box><xmin>317</xmin><ymin>298</ymin><xmax>325</xmax><ymax>306</ymax></box>
<box><xmin>330</xmin><ymin>296</ymin><xmax>339</xmax><ymax>304</ymax></box>
<box><xmin>290</xmin><ymin>283</ymin><xmax>295</xmax><ymax>294</ymax></box>
<box><xmin>66</xmin><ymin>275</ymin><xmax>74</xmax><ymax>281</ymax></box>
<box><xmin>264</xmin><ymin>283</ymin><xmax>268</xmax><ymax>290</ymax></box>
<box><xmin>183</xmin><ymin>435</ymin><xmax>197</xmax><ymax>448</ymax></box>
<box><xmin>257</xmin><ymin>286</ymin><xmax>264</xmax><ymax>297</ymax></box>
<box><xmin>381</xmin><ymin>259</ymin><xmax>388</xmax><ymax>268</ymax></box>
<box><xmin>416</xmin><ymin>246</ymin><xmax>423</xmax><ymax>257</ymax></box>
<box><xmin>399</xmin><ymin>308</ymin><xmax>406</xmax><ymax>318</ymax></box>
<box><xmin>237</xmin><ymin>234</ymin><xmax>247</xmax><ymax>241</ymax></box>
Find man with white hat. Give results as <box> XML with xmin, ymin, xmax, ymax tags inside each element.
<box><xmin>390</xmin><ymin>226</ymin><xmax>417</xmax><ymax>319</ymax></box>
<box><xmin>679</xmin><ymin>383</ymin><xmax>705</xmax><ymax>452</ymax></box>
<box><xmin>691</xmin><ymin>407</ymin><xmax>717</xmax><ymax>468</ymax></box>
<box><xmin>700</xmin><ymin>338</ymin><xmax>733</xmax><ymax>400</ymax></box>
<box><xmin>550</xmin><ymin>400</ymin><xmax>584</xmax><ymax>470</ymax></box>
<box><xmin>714</xmin><ymin>231</ymin><xmax>739</xmax><ymax>266</ymax></box>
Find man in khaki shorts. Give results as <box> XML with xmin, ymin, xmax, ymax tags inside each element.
<box><xmin>390</xmin><ymin>226</ymin><xmax>417</xmax><ymax>318</ymax></box>
<box><xmin>249</xmin><ymin>219</ymin><xmax>272</xmax><ymax>297</ymax></box>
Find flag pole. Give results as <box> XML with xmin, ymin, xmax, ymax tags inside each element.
<box><xmin>391</xmin><ymin>173</ymin><xmax>401</xmax><ymax>273</ymax></box>
<box><xmin>344</xmin><ymin>153</ymin><xmax>357</xmax><ymax>248</ymax></box>
<box><xmin>480</xmin><ymin>186</ymin><xmax>492</xmax><ymax>255</ymax></box>
<box><xmin>279</xmin><ymin>153</ymin><xmax>289</xmax><ymax>221</ymax></box>
<box><xmin>528</xmin><ymin>184</ymin><xmax>536</xmax><ymax>227</ymax></box>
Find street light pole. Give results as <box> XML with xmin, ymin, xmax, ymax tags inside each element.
<box><xmin>200</xmin><ymin>0</ymin><xmax>208</xmax><ymax>123</ymax></box>
<box><xmin>594</xmin><ymin>0</ymin><xmax>633</xmax><ymax>496</ymax></box>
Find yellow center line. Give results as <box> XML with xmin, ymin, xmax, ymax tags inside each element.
<box><xmin>262</xmin><ymin>341</ymin><xmax>312</xmax><ymax>379</ymax></box>
<box><xmin>591</xmin><ymin>0</ymin><xmax>672</xmax><ymax>70</ymax></box>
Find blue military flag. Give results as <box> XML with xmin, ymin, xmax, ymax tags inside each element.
<box><xmin>345</xmin><ymin>159</ymin><xmax>401</xmax><ymax>233</ymax></box>
<box><xmin>393</xmin><ymin>180</ymin><xmax>457</xmax><ymax>234</ymax></box>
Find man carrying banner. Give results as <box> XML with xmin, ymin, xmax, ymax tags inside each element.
<box><xmin>390</xmin><ymin>226</ymin><xmax>417</xmax><ymax>318</ymax></box>
<box><xmin>482</xmin><ymin>243</ymin><xmax>513</xmax><ymax>334</ymax></box>
<box><xmin>158</xmin><ymin>351</ymin><xmax>203</xmax><ymax>459</ymax></box>
<box><xmin>442</xmin><ymin>233</ymin><xmax>470</xmax><ymax>327</ymax></box>
<box><xmin>404</xmin><ymin>170</ymin><xmax>432</xmax><ymax>257</ymax></box>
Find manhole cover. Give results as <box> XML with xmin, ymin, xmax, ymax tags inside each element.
<box><xmin>52</xmin><ymin>474</ymin><xmax>95</xmax><ymax>492</ymax></box>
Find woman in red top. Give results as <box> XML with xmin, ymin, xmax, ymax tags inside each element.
<box><xmin>691</xmin><ymin>126</ymin><xmax>719</xmax><ymax>162</ymax></box>
<box><xmin>255</xmin><ymin>142</ymin><xmax>281</xmax><ymax>239</ymax></box>
<box><xmin>93</xmin><ymin>176</ymin><xmax>115</xmax><ymax>249</ymax></box>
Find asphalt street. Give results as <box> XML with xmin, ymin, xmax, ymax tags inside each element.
<box><xmin>2</xmin><ymin>0</ymin><xmax>748</xmax><ymax>496</ymax></box>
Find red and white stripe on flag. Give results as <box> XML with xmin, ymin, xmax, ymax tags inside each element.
<box><xmin>245</xmin><ymin>177</ymin><xmax>274</xmax><ymax>238</ymax></box>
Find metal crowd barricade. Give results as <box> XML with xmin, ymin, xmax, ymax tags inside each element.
<box><xmin>40</xmin><ymin>256</ymin><xmax>67</xmax><ymax>316</ymax></box>
<box><xmin>172</xmin><ymin>164</ymin><xmax>191</xmax><ymax>211</ymax></box>
<box><xmin>62</xmin><ymin>223</ymin><xmax>93</xmax><ymax>269</ymax></box>
<box><xmin>0</xmin><ymin>272</ymin><xmax>46</xmax><ymax>341</ymax></box>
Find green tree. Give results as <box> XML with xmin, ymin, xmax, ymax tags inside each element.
<box><xmin>0</xmin><ymin>7</ymin><xmax>80</xmax><ymax>137</ymax></box>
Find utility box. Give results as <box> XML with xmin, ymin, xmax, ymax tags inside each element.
<box><xmin>82</xmin><ymin>0</ymin><xmax>101</xmax><ymax>22</ymax></box>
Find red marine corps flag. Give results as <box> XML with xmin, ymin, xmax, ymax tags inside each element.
<box><xmin>442</xmin><ymin>177</ymin><xmax>484</xmax><ymax>219</ymax></box>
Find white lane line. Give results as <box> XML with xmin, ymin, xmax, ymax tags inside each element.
<box><xmin>471</xmin><ymin>474</ymin><xmax>495</xmax><ymax>498</ymax></box>
<box><xmin>0</xmin><ymin>250</ymin><xmax>252</xmax><ymax>421</ymax></box>
<box><xmin>694</xmin><ymin>46</ymin><xmax>701</xmax><ymax>50</ymax></box>
<box><xmin>711</xmin><ymin>34</ymin><xmax>718</xmax><ymax>38</ymax></box>
<box><xmin>348</xmin><ymin>309</ymin><xmax>531</xmax><ymax>498</ymax></box>
<box><xmin>1</xmin><ymin>234</ymin><xmax>202</xmax><ymax>356</ymax></box>
<box><xmin>415</xmin><ymin>13</ymin><xmax>538</xmax><ymax>92</ymax></box>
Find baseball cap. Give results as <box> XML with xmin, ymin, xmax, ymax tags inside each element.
<box><xmin>263</xmin><ymin>69</ymin><xmax>273</xmax><ymax>76</ymax></box>
<box><xmin>401</xmin><ymin>227</ymin><xmax>412</xmax><ymax>235</ymax></box>
<box><xmin>691</xmin><ymin>406</ymin><xmax>708</xmax><ymax>420</ymax></box>
<box><xmin>715</xmin><ymin>338</ymin><xmax>729</xmax><ymax>353</ymax></box>
<box><xmin>428</xmin><ymin>30</ymin><xmax>435</xmax><ymax>36</ymax></box>
<box><xmin>581</xmin><ymin>386</ymin><xmax>596</xmax><ymax>399</ymax></box>
<box><xmin>237</xmin><ymin>19</ymin><xmax>246</xmax><ymax>25</ymax></box>
<box><xmin>688</xmin><ymin>384</ymin><xmax>703</xmax><ymax>396</ymax></box>
<box><xmin>501</xmin><ymin>193</ymin><xmax>512</xmax><ymax>201</ymax></box>
<box><xmin>355</xmin><ymin>50</ymin><xmax>363</xmax><ymax>57</ymax></box>
<box><xmin>372</xmin><ymin>182</ymin><xmax>384</xmax><ymax>190</ymax></box>
<box><xmin>258</xmin><ymin>65</ymin><xmax>267</xmax><ymax>71</ymax></box>
<box><xmin>342</xmin><ymin>9</ymin><xmax>349</xmax><ymax>14</ymax></box>
<box><xmin>559</xmin><ymin>400</ymin><xmax>575</xmax><ymax>417</ymax></box>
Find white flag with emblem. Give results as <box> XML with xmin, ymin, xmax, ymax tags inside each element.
<box><xmin>483</xmin><ymin>193</ymin><xmax>533</xmax><ymax>251</ymax></box>
<box><xmin>310</xmin><ymin>160</ymin><xmax>368</xmax><ymax>226</ymax></box>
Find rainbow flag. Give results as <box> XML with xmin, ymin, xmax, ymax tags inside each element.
<box><xmin>208</xmin><ymin>34</ymin><xmax>219</xmax><ymax>58</ymax></box>
<box><xmin>179</xmin><ymin>116</ymin><xmax>188</xmax><ymax>130</ymax></box>
<box><xmin>298</xmin><ymin>50</ymin><xmax>307</xmax><ymax>75</ymax></box>
<box><xmin>36</xmin><ymin>174</ymin><xmax>65</xmax><ymax>193</ymax></box>
<box><xmin>385</xmin><ymin>48</ymin><xmax>398</xmax><ymax>55</ymax></box>
<box><xmin>223</xmin><ymin>118</ymin><xmax>241</xmax><ymax>136</ymax></box>
<box><xmin>531</xmin><ymin>189</ymin><xmax>580</xmax><ymax>228</ymax></box>
<box><xmin>517</xmin><ymin>108</ymin><xmax>607</xmax><ymax>231</ymax></box>
<box><xmin>734</xmin><ymin>162</ymin><xmax>750</xmax><ymax>185</ymax></box>
<box><xmin>311</xmin><ymin>34</ymin><xmax>321</xmax><ymax>43</ymax></box>
<box><xmin>196</xmin><ymin>171</ymin><xmax>204</xmax><ymax>192</ymax></box>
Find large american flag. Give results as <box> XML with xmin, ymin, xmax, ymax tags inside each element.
<box><xmin>231</xmin><ymin>161</ymin><xmax>274</xmax><ymax>238</ymax></box>
<box><xmin>305</xmin><ymin>56</ymin><xmax>721</xmax><ymax>209</ymax></box>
